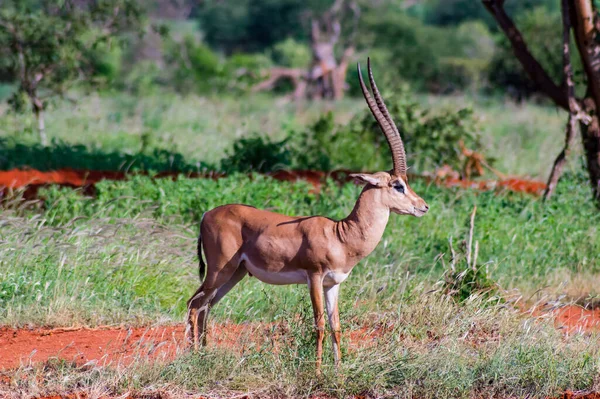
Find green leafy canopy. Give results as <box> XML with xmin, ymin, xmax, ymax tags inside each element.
<box><xmin>0</xmin><ymin>0</ymin><xmax>143</xmax><ymax>112</ymax></box>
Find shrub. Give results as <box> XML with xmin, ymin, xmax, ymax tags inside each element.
<box><xmin>0</xmin><ymin>137</ymin><xmax>212</xmax><ymax>172</ymax></box>
<box><xmin>164</xmin><ymin>34</ymin><xmax>223</xmax><ymax>94</ymax></box>
<box><xmin>269</xmin><ymin>38</ymin><xmax>311</xmax><ymax>68</ymax></box>
<box><xmin>221</xmin><ymin>53</ymin><xmax>273</xmax><ymax>91</ymax></box>
<box><xmin>220</xmin><ymin>134</ymin><xmax>293</xmax><ymax>173</ymax></box>
<box><xmin>358</xmin><ymin>9</ymin><xmax>497</xmax><ymax>93</ymax></box>
<box><xmin>440</xmin><ymin>208</ymin><xmax>500</xmax><ymax>303</ymax></box>
<box><xmin>122</xmin><ymin>61</ymin><xmax>163</xmax><ymax>95</ymax></box>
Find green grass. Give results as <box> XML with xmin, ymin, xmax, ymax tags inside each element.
<box><xmin>0</xmin><ymin>92</ymin><xmax>361</xmax><ymax>168</ymax></box>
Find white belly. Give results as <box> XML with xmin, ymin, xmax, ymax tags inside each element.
<box><xmin>242</xmin><ymin>255</ymin><xmax>307</xmax><ymax>285</ymax></box>
<box><xmin>323</xmin><ymin>270</ymin><xmax>350</xmax><ymax>287</ymax></box>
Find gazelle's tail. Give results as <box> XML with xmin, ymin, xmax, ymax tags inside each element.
<box><xmin>197</xmin><ymin>214</ymin><xmax>206</xmax><ymax>281</ymax></box>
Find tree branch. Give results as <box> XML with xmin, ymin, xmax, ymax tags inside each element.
<box><xmin>572</xmin><ymin>0</ymin><xmax>600</xmax><ymax>114</ymax></box>
<box><xmin>544</xmin><ymin>0</ymin><xmax>585</xmax><ymax>200</ymax></box>
<box><xmin>482</xmin><ymin>0</ymin><xmax>570</xmax><ymax>110</ymax></box>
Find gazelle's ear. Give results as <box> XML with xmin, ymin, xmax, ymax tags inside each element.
<box><xmin>349</xmin><ymin>173</ymin><xmax>387</xmax><ymax>187</ymax></box>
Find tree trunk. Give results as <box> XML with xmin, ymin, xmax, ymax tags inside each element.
<box><xmin>33</xmin><ymin>102</ymin><xmax>47</xmax><ymax>146</ymax></box>
<box><xmin>571</xmin><ymin>0</ymin><xmax>600</xmax><ymax>201</ymax></box>
<box><xmin>580</xmin><ymin>112</ymin><xmax>600</xmax><ymax>199</ymax></box>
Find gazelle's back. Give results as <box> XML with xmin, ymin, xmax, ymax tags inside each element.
<box><xmin>202</xmin><ymin>204</ymin><xmax>341</xmax><ymax>273</ymax></box>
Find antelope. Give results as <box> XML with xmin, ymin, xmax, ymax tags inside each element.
<box><xmin>186</xmin><ymin>59</ymin><xmax>429</xmax><ymax>371</ymax></box>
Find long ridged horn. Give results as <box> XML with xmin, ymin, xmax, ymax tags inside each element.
<box><xmin>357</xmin><ymin>58</ymin><xmax>407</xmax><ymax>177</ymax></box>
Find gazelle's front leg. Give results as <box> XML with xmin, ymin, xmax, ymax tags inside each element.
<box><xmin>324</xmin><ymin>284</ymin><xmax>341</xmax><ymax>366</ymax></box>
<box><xmin>308</xmin><ymin>273</ymin><xmax>325</xmax><ymax>373</ymax></box>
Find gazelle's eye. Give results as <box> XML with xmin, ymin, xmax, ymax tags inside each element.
<box><xmin>393</xmin><ymin>183</ymin><xmax>405</xmax><ymax>194</ymax></box>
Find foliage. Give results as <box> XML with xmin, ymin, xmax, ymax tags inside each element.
<box><xmin>220</xmin><ymin>134</ymin><xmax>293</xmax><ymax>173</ymax></box>
<box><xmin>87</xmin><ymin>40</ymin><xmax>125</xmax><ymax>86</ymax></box>
<box><xmin>412</xmin><ymin>0</ymin><xmax>559</xmax><ymax>28</ymax></box>
<box><xmin>269</xmin><ymin>38</ymin><xmax>312</xmax><ymax>69</ymax></box>
<box><xmin>487</xmin><ymin>6</ymin><xmax>578</xmax><ymax>98</ymax></box>
<box><xmin>0</xmin><ymin>137</ymin><xmax>211</xmax><ymax>172</ymax></box>
<box><xmin>0</xmin><ymin>0</ymin><xmax>143</xmax><ymax>143</ymax></box>
<box><xmin>122</xmin><ymin>60</ymin><xmax>163</xmax><ymax>95</ymax></box>
<box><xmin>163</xmin><ymin>34</ymin><xmax>222</xmax><ymax>94</ymax></box>
<box><xmin>163</xmin><ymin>33</ymin><xmax>275</xmax><ymax>94</ymax></box>
<box><xmin>214</xmin><ymin>91</ymin><xmax>482</xmax><ymax>174</ymax></box>
<box><xmin>357</xmin><ymin>9</ymin><xmax>497</xmax><ymax>92</ymax></box>
<box><xmin>196</xmin><ymin>0</ymin><xmax>325</xmax><ymax>54</ymax></box>
<box><xmin>222</xmin><ymin>53</ymin><xmax>274</xmax><ymax>91</ymax></box>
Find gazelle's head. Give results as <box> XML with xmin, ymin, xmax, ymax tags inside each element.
<box><xmin>350</xmin><ymin>59</ymin><xmax>429</xmax><ymax>218</ymax></box>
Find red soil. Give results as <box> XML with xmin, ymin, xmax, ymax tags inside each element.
<box><xmin>0</xmin><ymin>305</ymin><xmax>596</xmax><ymax>371</ymax></box>
<box><xmin>0</xmin><ymin>325</ymin><xmax>185</xmax><ymax>370</ymax></box>
<box><xmin>1</xmin><ymin>312</ymin><xmax>599</xmax><ymax>398</ymax></box>
<box><xmin>0</xmin><ymin>168</ymin><xmax>547</xmax><ymax>200</ymax></box>
<box><xmin>554</xmin><ymin>305</ymin><xmax>600</xmax><ymax>333</ymax></box>
<box><xmin>0</xmin><ymin>322</ymin><xmax>383</xmax><ymax>371</ymax></box>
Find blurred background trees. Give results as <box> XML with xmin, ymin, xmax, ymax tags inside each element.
<box><xmin>0</xmin><ymin>0</ymin><xmax>143</xmax><ymax>145</ymax></box>
<box><xmin>0</xmin><ymin>0</ymin><xmax>565</xmax><ymax>100</ymax></box>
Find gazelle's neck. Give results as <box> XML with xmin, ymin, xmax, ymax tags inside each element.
<box><xmin>336</xmin><ymin>186</ymin><xmax>390</xmax><ymax>259</ymax></box>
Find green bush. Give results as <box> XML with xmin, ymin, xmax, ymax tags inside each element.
<box><xmin>218</xmin><ymin>90</ymin><xmax>483</xmax><ymax>174</ymax></box>
<box><xmin>165</xmin><ymin>34</ymin><xmax>223</xmax><ymax>94</ymax></box>
<box><xmin>220</xmin><ymin>134</ymin><xmax>293</xmax><ymax>173</ymax></box>
<box><xmin>222</xmin><ymin>53</ymin><xmax>273</xmax><ymax>91</ymax></box>
<box><xmin>122</xmin><ymin>60</ymin><xmax>163</xmax><ymax>95</ymax></box>
<box><xmin>196</xmin><ymin>0</ymin><xmax>309</xmax><ymax>54</ymax></box>
<box><xmin>358</xmin><ymin>9</ymin><xmax>499</xmax><ymax>93</ymax></box>
<box><xmin>88</xmin><ymin>41</ymin><xmax>124</xmax><ymax>86</ymax></box>
<box><xmin>0</xmin><ymin>137</ymin><xmax>212</xmax><ymax>172</ymax></box>
<box><xmin>269</xmin><ymin>38</ymin><xmax>311</xmax><ymax>68</ymax></box>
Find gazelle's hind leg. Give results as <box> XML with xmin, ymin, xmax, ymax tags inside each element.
<box><xmin>210</xmin><ymin>264</ymin><xmax>248</xmax><ymax>307</ymax></box>
<box><xmin>186</xmin><ymin>262</ymin><xmax>246</xmax><ymax>350</ymax></box>
<box><xmin>186</xmin><ymin>284</ymin><xmax>218</xmax><ymax>350</ymax></box>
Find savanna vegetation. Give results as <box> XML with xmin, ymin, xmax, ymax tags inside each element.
<box><xmin>1</xmin><ymin>1</ymin><xmax>600</xmax><ymax>398</ymax></box>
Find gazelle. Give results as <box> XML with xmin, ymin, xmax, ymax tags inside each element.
<box><xmin>186</xmin><ymin>59</ymin><xmax>429</xmax><ymax>371</ymax></box>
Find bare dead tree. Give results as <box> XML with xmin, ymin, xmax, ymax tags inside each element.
<box><xmin>251</xmin><ymin>68</ymin><xmax>308</xmax><ymax>101</ymax></box>
<box><xmin>308</xmin><ymin>0</ymin><xmax>360</xmax><ymax>100</ymax></box>
<box><xmin>253</xmin><ymin>0</ymin><xmax>359</xmax><ymax>101</ymax></box>
<box><xmin>483</xmin><ymin>0</ymin><xmax>600</xmax><ymax>204</ymax></box>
